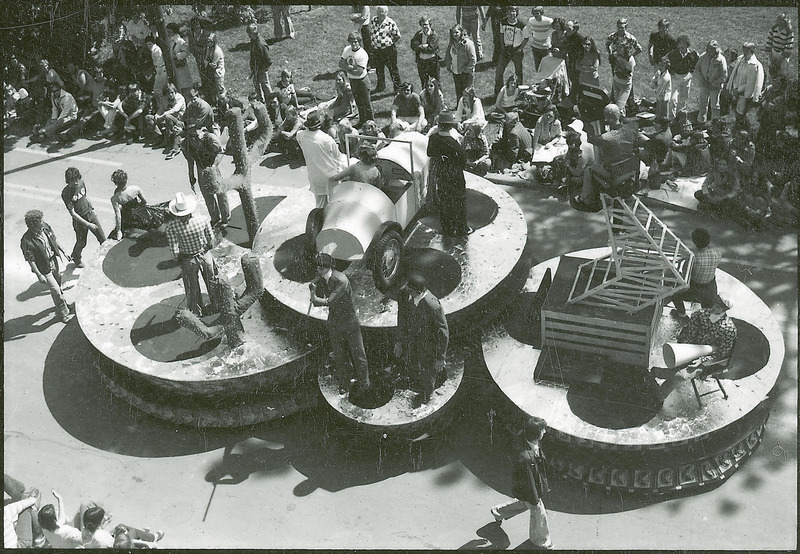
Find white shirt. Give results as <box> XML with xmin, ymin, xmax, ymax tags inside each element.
<box><xmin>342</xmin><ymin>45</ymin><xmax>368</xmax><ymax>80</ymax></box>
<box><xmin>296</xmin><ymin>129</ymin><xmax>347</xmax><ymax>195</ymax></box>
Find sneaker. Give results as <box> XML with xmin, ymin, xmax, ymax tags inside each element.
<box><xmin>165</xmin><ymin>149</ymin><xmax>180</xmax><ymax>160</ymax></box>
<box><xmin>490</xmin><ymin>508</ymin><xmax>502</xmax><ymax>523</ymax></box>
<box><xmin>60</xmin><ymin>314</ymin><xmax>73</xmax><ymax>324</ymax></box>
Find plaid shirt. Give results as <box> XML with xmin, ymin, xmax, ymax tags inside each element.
<box><xmin>166</xmin><ymin>214</ymin><xmax>214</xmax><ymax>259</ymax></box>
<box><xmin>370</xmin><ymin>16</ymin><xmax>401</xmax><ymax>50</ymax></box>
<box><xmin>606</xmin><ymin>30</ymin><xmax>642</xmax><ymax>58</ymax></box>
<box><xmin>678</xmin><ymin>309</ymin><xmax>737</xmax><ymax>363</ymax></box>
<box><xmin>691</xmin><ymin>245</ymin><xmax>721</xmax><ymax>285</ymax></box>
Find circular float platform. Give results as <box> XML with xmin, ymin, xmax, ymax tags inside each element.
<box><xmin>73</xmin><ymin>192</ymin><xmax>325</xmax><ymax>427</ymax></box>
<box><xmin>318</xmin><ymin>346</ymin><xmax>465</xmax><ymax>439</ymax></box>
<box><xmin>482</xmin><ymin>247</ymin><xmax>784</xmax><ymax>494</ymax></box>
<box><xmin>253</xmin><ymin>176</ymin><xmax>528</xmax><ymax>331</ymax></box>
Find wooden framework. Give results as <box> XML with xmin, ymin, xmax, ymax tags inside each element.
<box><xmin>567</xmin><ymin>194</ymin><xmax>694</xmax><ymax>314</ymax></box>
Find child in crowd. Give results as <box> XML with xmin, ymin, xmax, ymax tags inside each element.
<box><xmin>276</xmin><ymin>68</ymin><xmax>316</xmax><ymax>108</ymax></box>
<box><xmin>651</xmin><ymin>56</ymin><xmax>671</xmax><ymax>120</ymax></box>
<box><xmin>277</xmin><ymin>104</ymin><xmax>302</xmax><ymax>158</ymax></box>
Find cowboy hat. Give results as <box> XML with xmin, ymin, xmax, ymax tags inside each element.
<box><xmin>169</xmin><ymin>192</ymin><xmax>197</xmax><ymax>216</ymax></box>
<box><xmin>305</xmin><ymin>110</ymin><xmax>323</xmax><ymax>130</ymax></box>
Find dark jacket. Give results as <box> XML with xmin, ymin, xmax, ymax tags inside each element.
<box><xmin>511</xmin><ymin>441</ymin><xmax>549</xmax><ymax>504</ymax></box>
<box><xmin>20</xmin><ymin>223</ymin><xmax>61</xmax><ymax>274</ymax></box>
<box><xmin>397</xmin><ymin>289</ymin><xmax>449</xmax><ymax>371</ymax></box>
<box><xmin>312</xmin><ymin>270</ymin><xmax>359</xmax><ymax>327</ymax></box>
<box><xmin>410</xmin><ymin>29</ymin><xmax>440</xmax><ymax>64</ymax></box>
<box><xmin>249</xmin><ymin>35</ymin><xmax>271</xmax><ymax>75</ymax></box>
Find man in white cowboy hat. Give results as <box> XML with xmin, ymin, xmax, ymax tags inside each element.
<box><xmin>296</xmin><ymin>110</ymin><xmax>347</xmax><ymax>208</ymax></box>
<box><xmin>651</xmin><ymin>293</ymin><xmax>737</xmax><ymax>405</ymax></box>
<box><xmin>165</xmin><ymin>192</ymin><xmax>217</xmax><ymax>316</ymax></box>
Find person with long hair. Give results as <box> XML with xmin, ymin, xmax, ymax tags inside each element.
<box><xmin>444</xmin><ymin>24</ymin><xmax>477</xmax><ymax>103</ymax></box>
<box><xmin>276</xmin><ymin>69</ymin><xmax>316</xmax><ymax>108</ymax></box>
<box><xmin>494</xmin><ymin>73</ymin><xmax>521</xmax><ymax>115</ymax></box>
<box><xmin>410</xmin><ymin>16</ymin><xmax>441</xmax><ymax>88</ymax></box>
<box><xmin>332</xmin><ymin>142</ymin><xmax>384</xmax><ymax>188</ymax></box>
<box><xmin>454</xmin><ymin>85</ymin><xmax>486</xmax><ymax>130</ymax></box>
<box><xmin>81</xmin><ymin>505</ymin><xmax>163</xmax><ymax>548</ymax></box>
<box><xmin>462</xmin><ymin>121</ymin><xmax>492</xmax><ymax>176</ymax></box>
<box><xmin>421</xmin><ymin>77</ymin><xmax>447</xmax><ymax>131</ymax></box>
<box><xmin>318</xmin><ymin>70</ymin><xmax>357</xmax><ymax>124</ymax></box>
<box><xmin>576</xmin><ymin>36</ymin><xmax>601</xmax><ymax>88</ymax></box>
<box><xmin>531</xmin><ymin>104</ymin><xmax>562</xmax><ymax>150</ymax></box>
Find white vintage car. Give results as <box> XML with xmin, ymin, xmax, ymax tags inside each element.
<box><xmin>305</xmin><ymin>131</ymin><xmax>430</xmax><ymax>292</ymax></box>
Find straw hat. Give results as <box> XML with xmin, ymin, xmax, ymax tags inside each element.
<box><xmin>168</xmin><ymin>192</ymin><xmax>197</xmax><ymax>216</ymax></box>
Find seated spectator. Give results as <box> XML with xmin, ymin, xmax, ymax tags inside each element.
<box><xmin>265</xmin><ymin>91</ymin><xmax>287</xmax><ymax>130</ymax></box>
<box><xmin>769</xmin><ymin>178</ymin><xmax>799</xmax><ymax>228</ymax></box>
<box><xmin>462</xmin><ymin>122</ymin><xmax>492</xmax><ymax>176</ymax></box>
<box><xmin>669</xmin><ymin>108</ymin><xmax>693</xmax><ymax>138</ymax></box>
<box><xmin>5</xmin><ymin>55</ymin><xmax>28</xmax><ymax>90</ymax></box>
<box><xmin>331</xmin><ymin>142</ymin><xmax>384</xmax><ymax>187</ymax></box>
<box><xmin>420</xmin><ymin>77</ymin><xmax>447</xmax><ymax>132</ymax></box>
<box><xmin>359</xmin><ymin>119</ymin><xmax>388</xmax><ymax>150</ymax></box>
<box><xmin>276</xmin><ymin>69</ymin><xmax>316</xmax><ymax>108</ymax></box>
<box><xmin>756</xmin><ymin>74</ymin><xmax>788</xmax><ymax>162</ymax></box>
<box><xmin>112</xmin><ymin>524</ymin><xmax>160</xmax><ymax>549</ymax></box>
<box><xmin>96</xmin><ymin>84</ymin><xmax>125</xmax><ymax>138</ymax></box>
<box><xmin>665</xmin><ymin>129</ymin><xmax>710</xmax><ymax>176</ymax></box>
<box><xmin>706</xmin><ymin>117</ymin><xmax>732</xmax><ymax>161</ymax></box>
<box><xmin>37</xmin><ymin>489</ymin><xmax>84</xmax><ymax>549</ymax></box>
<box><xmin>551</xmin><ymin>130</ymin><xmax>586</xmax><ymax>192</ymax></box>
<box><xmin>276</xmin><ymin>104</ymin><xmax>303</xmax><ymax>158</ymax></box>
<box><xmin>641</xmin><ymin>116</ymin><xmax>673</xmax><ymax>169</ymax></box>
<box><xmin>695</xmin><ymin>157</ymin><xmax>741</xmax><ymax>216</ymax></box>
<box><xmin>81</xmin><ymin>505</ymin><xmax>163</xmax><ymax>549</ymax></box>
<box><xmin>490</xmin><ymin>111</ymin><xmax>533</xmax><ymax>172</ymax></box>
<box><xmin>29</xmin><ymin>81</ymin><xmax>78</xmax><ymax>144</ymax></box>
<box><xmin>738</xmin><ymin>169</ymin><xmax>773</xmax><ymax>230</ymax></box>
<box><xmin>453</xmin><ymin>86</ymin><xmax>485</xmax><ymax>131</ymax></box>
<box><xmin>531</xmin><ymin>104</ymin><xmax>563</xmax><ymax>150</ymax></box>
<box><xmin>112</xmin><ymin>83</ymin><xmax>154</xmax><ymax>145</ymax></box>
<box><xmin>63</xmin><ymin>62</ymin><xmax>97</xmax><ymax>108</ymax></box>
<box><xmin>389</xmin><ymin>81</ymin><xmax>427</xmax><ymax>136</ymax></box>
<box><xmin>573</xmin><ymin>103</ymin><xmax>649</xmax><ymax>208</ymax></box>
<box><xmin>4</xmin><ymin>474</ymin><xmax>43</xmax><ymax>549</ymax></box>
<box><xmin>110</xmin><ymin>169</ymin><xmax>172</xmax><ymax>240</ymax></box>
<box><xmin>651</xmin><ymin>56</ymin><xmax>671</xmax><ymax>121</ymax></box>
<box><xmin>145</xmin><ymin>83</ymin><xmax>186</xmax><ymax>158</ymax></box>
<box><xmin>728</xmin><ymin>129</ymin><xmax>755</xmax><ymax>182</ymax></box>
<box><xmin>493</xmin><ymin>74</ymin><xmax>522</xmax><ymax>117</ymax></box>
<box><xmin>21</xmin><ymin>58</ymin><xmax>65</xmax><ymax>122</ymax></box>
<box><xmin>318</xmin><ymin>70</ymin><xmax>356</xmax><ymax>124</ymax></box>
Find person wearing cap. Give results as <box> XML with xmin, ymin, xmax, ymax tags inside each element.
<box><xmin>246</xmin><ymin>22</ymin><xmax>272</xmax><ymax>103</ymax></box>
<box><xmin>309</xmin><ymin>253</ymin><xmax>369</xmax><ymax>393</ymax></box>
<box><xmin>726</xmin><ymin>42</ymin><xmax>764</xmax><ymax>121</ymax></box>
<box><xmin>490</xmin><ymin>416</ymin><xmax>553</xmax><ymax>549</ymax></box>
<box><xmin>490</xmin><ymin>111</ymin><xmax>533</xmax><ymax>172</ymax></box>
<box><xmin>652</xmin><ymin>294</ymin><xmax>737</xmax><ymax>405</ymax></box>
<box><xmin>165</xmin><ymin>192</ymin><xmax>217</xmax><ymax>316</ymax></box>
<box><xmin>389</xmin><ymin>82</ymin><xmax>427</xmax><ymax>136</ymax></box>
<box><xmin>428</xmin><ymin>111</ymin><xmax>469</xmax><ymax>237</ymax></box>
<box><xmin>340</xmin><ymin>31</ymin><xmax>375</xmax><ymax>127</ymax></box>
<box><xmin>666</xmin><ymin>35</ymin><xmax>699</xmax><ymax>121</ymax></box>
<box><xmin>296</xmin><ymin>110</ymin><xmax>347</xmax><ymax>208</ymax></box>
<box><xmin>495</xmin><ymin>6</ymin><xmax>528</xmax><ymax>94</ymax></box>
<box><xmin>524</xmin><ymin>6</ymin><xmax>553</xmax><ymax>73</ymax></box>
<box><xmin>394</xmin><ymin>273</ymin><xmax>449</xmax><ymax>406</ymax></box>
<box><xmin>572</xmin><ymin>103</ymin><xmax>649</xmax><ymax>209</ymax></box>
<box><xmin>694</xmin><ymin>40</ymin><xmax>728</xmax><ymax>125</ymax></box>
<box><xmin>667</xmin><ymin>227</ymin><xmax>722</xmax><ymax>316</ymax></box>
<box><xmin>647</xmin><ymin>18</ymin><xmax>676</xmax><ymax>67</ymax></box>
<box><xmin>20</xmin><ymin>210</ymin><xmax>73</xmax><ymax>324</ymax></box>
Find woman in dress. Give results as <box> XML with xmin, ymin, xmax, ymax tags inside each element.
<box><xmin>331</xmin><ymin>142</ymin><xmax>384</xmax><ymax>188</ymax></box>
<box><xmin>109</xmin><ymin>169</ymin><xmax>171</xmax><ymax>240</ymax></box>
<box><xmin>576</xmin><ymin>36</ymin><xmax>602</xmax><ymax>89</ymax></box>
<box><xmin>427</xmin><ymin>111</ymin><xmax>469</xmax><ymax>237</ymax></box>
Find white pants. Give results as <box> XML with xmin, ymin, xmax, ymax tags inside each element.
<box><xmin>492</xmin><ymin>498</ymin><xmax>552</xmax><ymax>548</ymax></box>
<box><xmin>669</xmin><ymin>73</ymin><xmax>691</xmax><ymax>120</ymax></box>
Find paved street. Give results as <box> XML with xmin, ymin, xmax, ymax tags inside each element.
<box><xmin>3</xmin><ymin>131</ymin><xmax>797</xmax><ymax>549</ymax></box>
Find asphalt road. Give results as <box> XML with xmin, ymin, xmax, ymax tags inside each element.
<box><xmin>3</xmin><ymin>131</ymin><xmax>797</xmax><ymax>549</ymax></box>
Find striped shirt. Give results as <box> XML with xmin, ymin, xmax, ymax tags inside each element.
<box><xmin>369</xmin><ymin>16</ymin><xmax>401</xmax><ymax>50</ymax></box>
<box><xmin>691</xmin><ymin>245</ymin><xmax>722</xmax><ymax>285</ymax></box>
<box><xmin>165</xmin><ymin>214</ymin><xmax>214</xmax><ymax>259</ymax></box>
<box><xmin>525</xmin><ymin>16</ymin><xmax>553</xmax><ymax>49</ymax></box>
<box><xmin>767</xmin><ymin>24</ymin><xmax>794</xmax><ymax>54</ymax></box>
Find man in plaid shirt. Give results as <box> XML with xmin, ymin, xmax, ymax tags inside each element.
<box><xmin>667</xmin><ymin>227</ymin><xmax>722</xmax><ymax>316</ymax></box>
<box><xmin>369</xmin><ymin>5</ymin><xmax>403</xmax><ymax>94</ymax></box>
<box><xmin>166</xmin><ymin>192</ymin><xmax>217</xmax><ymax>316</ymax></box>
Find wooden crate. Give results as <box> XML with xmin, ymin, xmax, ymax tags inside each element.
<box><xmin>542</xmin><ymin>256</ymin><xmax>659</xmax><ymax>367</ymax></box>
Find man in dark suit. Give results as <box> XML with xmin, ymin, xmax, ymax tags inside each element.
<box><xmin>310</xmin><ymin>253</ymin><xmax>369</xmax><ymax>393</ymax></box>
<box><xmin>394</xmin><ymin>273</ymin><xmax>449</xmax><ymax>406</ymax></box>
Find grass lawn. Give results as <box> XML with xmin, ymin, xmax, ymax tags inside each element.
<box><xmin>165</xmin><ymin>4</ymin><xmax>795</xmax><ymax>127</ymax></box>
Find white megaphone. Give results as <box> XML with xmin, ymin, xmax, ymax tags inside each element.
<box><xmin>662</xmin><ymin>343</ymin><xmax>716</xmax><ymax>368</ymax></box>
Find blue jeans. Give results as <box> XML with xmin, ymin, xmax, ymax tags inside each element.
<box><xmin>496</xmin><ymin>47</ymin><xmax>524</xmax><ymax>93</ymax></box>
<box><xmin>71</xmin><ymin>210</ymin><xmax>106</xmax><ymax>264</ymax></box>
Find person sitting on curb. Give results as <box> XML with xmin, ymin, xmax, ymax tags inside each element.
<box><xmin>389</xmin><ymin>81</ymin><xmax>427</xmax><ymax>136</ymax></box>
<box><xmin>490</xmin><ymin>111</ymin><xmax>532</xmax><ymax>172</ymax></box>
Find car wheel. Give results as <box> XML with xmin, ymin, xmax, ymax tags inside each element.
<box><xmin>305</xmin><ymin>208</ymin><xmax>324</xmax><ymax>255</ymax></box>
<box><xmin>371</xmin><ymin>229</ymin><xmax>403</xmax><ymax>293</ymax></box>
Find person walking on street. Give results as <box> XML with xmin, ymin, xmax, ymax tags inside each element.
<box><xmin>494</xmin><ymin>6</ymin><xmax>528</xmax><ymax>94</ymax></box>
<box><xmin>456</xmin><ymin>6</ymin><xmax>486</xmax><ymax>61</ymax></box>
<box><xmin>491</xmin><ymin>416</ymin><xmax>553</xmax><ymax>550</ymax></box>
<box><xmin>369</xmin><ymin>6</ymin><xmax>403</xmax><ymax>94</ymax></box>
<box><xmin>310</xmin><ymin>252</ymin><xmax>370</xmax><ymax>394</ymax></box>
<box><xmin>165</xmin><ymin>192</ymin><xmax>217</xmax><ymax>317</ymax></box>
<box><xmin>20</xmin><ymin>210</ymin><xmax>72</xmax><ymax>323</ymax></box>
<box><xmin>61</xmin><ymin>167</ymin><xmax>106</xmax><ymax>268</ymax></box>
<box><xmin>410</xmin><ymin>17</ymin><xmax>441</xmax><ymax>88</ymax></box>
<box><xmin>247</xmin><ymin>23</ymin><xmax>272</xmax><ymax>103</ymax></box>
<box><xmin>340</xmin><ymin>31</ymin><xmax>375</xmax><ymax>126</ymax></box>
<box><xmin>394</xmin><ymin>273</ymin><xmax>449</xmax><ymax>407</ymax></box>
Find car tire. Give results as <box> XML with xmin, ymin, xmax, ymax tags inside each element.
<box><xmin>305</xmin><ymin>208</ymin><xmax>324</xmax><ymax>257</ymax></box>
<box><xmin>371</xmin><ymin>229</ymin><xmax>403</xmax><ymax>293</ymax></box>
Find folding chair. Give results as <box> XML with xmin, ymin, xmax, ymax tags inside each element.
<box><xmin>690</xmin><ymin>354</ymin><xmax>732</xmax><ymax>408</ymax></box>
